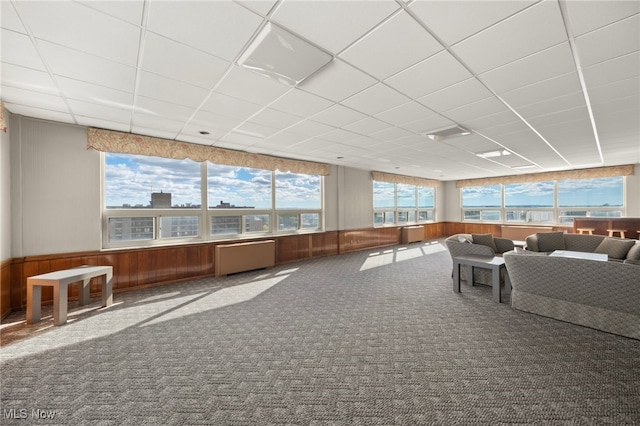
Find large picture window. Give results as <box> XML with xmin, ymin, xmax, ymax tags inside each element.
<box><xmin>461</xmin><ymin>176</ymin><xmax>625</xmax><ymax>225</ymax></box>
<box><xmin>103</xmin><ymin>153</ymin><xmax>323</xmax><ymax>248</ymax></box>
<box><xmin>373</xmin><ymin>181</ymin><xmax>435</xmax><ymax>226</ymax></box>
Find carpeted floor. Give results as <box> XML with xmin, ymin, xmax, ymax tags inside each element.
<box><xmin>1</xmin><ymin>240</ymin><xmax>639</xmax><ymax>425</ymax></box>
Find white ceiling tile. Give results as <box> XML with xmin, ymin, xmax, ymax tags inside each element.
<box><xmin>214</xmin><ymin>66</ymin><xmax>290</xmax><ymax>105</ymax></box>
<box><xmin>132</xmin><ymin>113</ymin><xmax>185</xmax><ymax>133</ymax></box>
<box><xmin>68</xmin><ymin>98</ymin><xmax>132</xmax><ymax>124</ymax></box>
<box><xmin>200</xmin><ymin>92</ymin><xmax>263</xmax><ymax>121</ymax></box>
<box><xmin>444</xmin><ymin>97</ymin><xmax>508</xmax><ymax>124</ymax></box>
<box><xmin>574</xmin><ymin>15</ymin><xmax>640</xmax><ymax>67</ymax></box>
<box><xmin>135</xmin><ymin>95</ymin><xmax>197</xmax><ymax>122</ymax></box>
<box><xmin>179</xmin><ymin>124</ymin><xmax>227</xmax><ymax>142</ymax></box>
<box><xmin>56</xmin><ymin>77</ymin><xmax>134</xmax><ymax>107</ymax></box>
<box><xmin>146</xmin><ymin>1</ymin><xmax>262</xmax><ymax>61</ymax></box>
<box><xmin>592</xmin><ymin>96</ymin><xmax>640</xmax><ymax>146</ymax></box>
<box><xmin>400</xmin><ymin>115</ymin><xmax>457</xmax><ymax>134</ymax></box>
<box><xmin>565</xmin><ymin>0</ymin><xmax>640</xmax><ymax>36</ymax></box>
<box><xmin>528</xmin><ymin>106</ymin><xmax>591</xmax><ymax>129</ymax></box>
<box><xmin>1</xmin><ymin>29</ymin><xmax>46</xmax><ymax>70</ymax></box>
<box><xmin>461</xmin><ymin>110</ymin><xmax>521</xmax><ymax>131</ymax></box>
<box><xmin>38</xmin><ymin>41</ymin><xmax>136</xmax><ymax>92</ymax></box>
<box><xmin>451</xmin><ymin>0</ymin><xmax>567</xmax><ymax>74</ymax></box>
<box><xmin>1</xmin><ymin>85</ymin><xmax>68</xmax><ymax>113</ymax></box>
<box><xmin>515</xmin><ymin>92</ymin><xmax>586</xmax><ymax>120</ymax></box>
<box><xmin>418</xmin><ymin>78</ymin><xmax>493</xmax><ymax>113</ymax></box>
<box><xmin>265</xmin><ymin>130</ymin><xmax>310</xmax><ymax>146</ymax></box>
<box><xmin>589</xmin><ymin>76</ymin><xmax>640</xmax><ymax>106</ymax></box>
<box><xmin>137</xmin><ymin>71</ymin><xmax>209</xmax><ymax>108</ymax></box>
<box><xmin>319</xmin><ymin>128</ymin><xmax>362</xmax><ymax>143</ymax></box>
<box><xmin>271</xmin><ymin>1</ymin><xmax>399</xmax><ymax>54</ymax></box>
<box><xmin>410</xmin><ymin>0</ymin><xmax>537</xmax><ymax>46</ymax></box>
<box><xmin>310</xmin><ymin>104</ymin><xmax>367</xmax><ymax>128</ymax></box>
<box><xmin>247</xmin><ymin>108</ymin><xmax>303</xmax><ymax>129</ymax></box>
<box><xmin>1</xmin><ymin>1</ymin><xmax>27</xmax><ymax>33</ymax></box>
<box><xmin>480</xmin><ymin>42</ymin><xmax>576</xmax><ymax>94</ymax></box>
<box><xmin>234</xmin><ymin>121</ymin><xmax>281</xmax><ymax>138</ymax></box>
<box><xmin>385</xmin><ymin>51</ymin><xmax>472</xmax><ymax>98</ymax></box>
<box><xmin>270</xmin><ymin>89</ymin><xmax>333</xmax><ymax>117</ymax></box>
<box><xmin>370</xmin><ymin>126</ymin><xmax>415</xmax><ymax>142</ymax></box>
<box><xmin>75</xmin><ymin>116</ymin><xmax>131</xmax><ymax>133</ymax></box>
<box><xmin>301</xmin><ymin>59</ymin><xmax>377</xmax><ymax>102</ymax></box>
<box><xmin>374</xmin><ymin>101</ymin><xmax>435</xmax><ymax>126</ymax></box>
<box><xmin>234</xmin><ymin>1</ymin><xmax>278</xmax><ymax>16</ymax></box>
<box><xmin>15</xmin><ymin>1</ymin><xmax>140</xmax><ymax>65</ymax></box>
<box><xmin>3</xmin><ymin>102</ymin><xmax>74</xmax><ymax>124</ymax></box>
<box><xmin>284</xmin><ymin>119</ymin><xmax>335</xmax><ymax>138</ymax></box>
<box><xmin>0</xmin><ymin>63</ymin><xmax>58</xmax><ymax>95</ymax></box>
<box><xmin>77</xmin><ymin>1</ymin><xmax>144</xmax><ymax>25</ymax></box>
<box><xmin>500</xmin><ymin>72</ymin><xmax>582</xmax><ymax>108</ymax></box>
<box><xmin>141</xmin><ymin>32</ymin><xmax>230</xmax><ymax>89</ymax></box>
<box><xmin>189</xmin><ymin>109</ymin><xmax>245</xmax><ymax>132</ymax></box>
<box><xmin>582</xmin><ymin>51</ymin><xmax>640</xmax><ymax>88</ymax></box>
<box><xmin>342</xmin><ymin>83</ymin><xmax>410</xmax><ymax>116</ymax></box>
<box><xmin>340</xmin><ymin>11</ymin><xmax>442</xmax><ymax>80</ymax></box>
<box><xmin>343</xmin><ymin>117</ymin><xmax>391</xmax><ymax>135</ymax></box>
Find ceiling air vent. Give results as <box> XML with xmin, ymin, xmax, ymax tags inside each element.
<box><xmin>420</xmin><ymin>126</ymin><xmax>471</xmax><ymax>141</ymax></box>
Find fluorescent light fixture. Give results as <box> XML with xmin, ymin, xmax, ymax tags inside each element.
<box><xmin>421</xmin><ymin>126</ymin><xmax>471</xmax><ymax>141</ymax></box>
<box><xmin>476</xmin><ymin>149</ymin><xmax>512</xmax><ymax>158</ymax></box>
<box><xmin>237</xmin><ymin>22</ymin><xmax>333</xmax><ymax>86</ymax></box>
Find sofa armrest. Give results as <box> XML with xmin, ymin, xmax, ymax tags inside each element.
<box><xmin>494</xmin><ymin>237</ymin><xmax>515</xmax><ymax>254</ymax></box>
<box><xmin>525</xmin><ymin>234</ymin><xmax>540</xmax><ymax>251</ymax></box>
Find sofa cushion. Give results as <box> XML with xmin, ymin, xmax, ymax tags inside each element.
<box><xmin>536</xmin><ymin>232</ymin><xmax>565</xmax><ymax>252</ymax></box>
<box><xmin>626</xmin><ymin>242</ymin><xmax>640</xmax><ymax>262</ymax></box>
<box><xmin>594</xmin><ymin>238</ymin><xmax>637</xmax><ymax>260</ymax></box>
<box><xmin>563</xmin><ymin>233</ymin><xmax>605</xmax><ymax>252</ymax></box>
<box><xmin>457</xmin><ymin>235</ymin><xmax>472</xmax><ymax>244</ymax></box>
<box><xmin>472</xmin><ymin>234</ymin><xmax>497</xmax><ymax>253</ymax></box>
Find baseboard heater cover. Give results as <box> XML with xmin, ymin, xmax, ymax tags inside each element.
<box><xmin>402</xmin><ymin>226</ymin><xmax>424</xmax><ymax>244</ymax></box>
<box><xmin>214</xmin><ymin>240</ymin><xmax>276</xmax><ymax>276</ymax></box>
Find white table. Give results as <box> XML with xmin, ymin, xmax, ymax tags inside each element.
<box><xmin>452</xmin><ymin>255</ymin><xmax>511</xmax><ymax>303</ymax></box>
<box><xmin>549</xmin><ymin>250</ymin><xmax>608</xmax><ymax>262</ymax></box>
<box><xmin>27</xmin><ymin>265</ymin><xmax>113</xmax><ymax>326</ymax></box>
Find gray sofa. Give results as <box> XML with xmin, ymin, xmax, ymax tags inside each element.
<box><xmin>504</xmin><ymin>232</ymin><xmax>640</xmax><ymax>339</ymax></box>
<box><xmin>445</xmin><ymin>233</ymin><xmax>514</xmax><ymax>286</ymax></box>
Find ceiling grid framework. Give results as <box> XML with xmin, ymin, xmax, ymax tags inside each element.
<box><xmin>0</xmin><ymin>0</ymin><xmax>638</xmax><ymax>181</ymax></box>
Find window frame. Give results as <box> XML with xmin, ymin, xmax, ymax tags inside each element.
<box><xmin>373</xmin><ymin>181</ymin><xmax>436</xmax><ymax>227</ymax></box>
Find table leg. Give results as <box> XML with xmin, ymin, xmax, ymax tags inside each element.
<box><xmin>492</xmin><ymin>267</ymin><xmax>501</xmax><ymax>303</ymax></box>
<box><xmin>467</xmin><ymin>265</ymin><xmax>474</xmax><ymax>286</ymax></box>
<box><xmin>504</xmin><ymin>268</ymin><xmax>511</xmax><ymax>294</ymax></box>
<box><xmin>80</xmin><ymin>279</ymin><xmax>91</xmax><ymax>306</ymax></box>
<box><xmin>453</xmin><ymin>261</ymin><xmax>461</xmax><ymax>293</ymax></box>
<box><xmin>102</xmin><ymin>271</ymin><xmax>113</xmax><ymax>307</ymax></box>
<box><xmin>26</xmin><ymin>283</ymin><xmax>41</xmax><ymax>324</ymax></box>
<box><xmin>53</xmin><ymin>283</ymin><xmax>68</xmax><ymax>326</ymax></box>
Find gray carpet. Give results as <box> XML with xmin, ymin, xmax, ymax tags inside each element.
<box><xmin>1</xmin><ymin>240</ymin><xmax>639</xmax><ymax>425</ymax></box>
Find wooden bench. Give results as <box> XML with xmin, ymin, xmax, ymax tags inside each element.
<box><xmin>27</xmin><ymin>265</ymin><xmax>113</xmax><ymax>326</ymax></box>
<box><xmin>452</xmin><ymin>255</ymin><xmax>511</xmax><ymax>303</ymax></box>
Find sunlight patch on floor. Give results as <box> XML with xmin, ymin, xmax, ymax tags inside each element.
<box><xmin>360</xmin><ymin>242</ymin><xmax>446</xmax><ymax>271</ymax></box>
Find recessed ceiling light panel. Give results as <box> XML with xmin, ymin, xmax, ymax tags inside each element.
<box><xmin>421</xmin><ymin>126</ymin><xmax>471</xmax><ymax>141</ymax></box>
<box><xmin>237</xmin><ymin>22</ymin><xmax>333</xmax><ymax>86</ymax></box>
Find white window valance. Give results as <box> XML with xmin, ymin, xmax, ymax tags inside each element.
<box><xmin>371</xmin><ymin>171</ymin><xmax>441</xmax><ymax>188</ymax></box>
<box><xmin>456</xmin><ymin>165</ymin><xmax>635</xmax><ymax>188</ymax></box>
<box><xmin>87</xmin><ymin>128</ymin><xmax>331</xmax><ymax>176</ymax></box>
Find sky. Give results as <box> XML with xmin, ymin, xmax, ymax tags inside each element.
<box><xmin>105</xmin><ymin>153</ymin><xmax>321</xmax><ymax>209</ymax></box>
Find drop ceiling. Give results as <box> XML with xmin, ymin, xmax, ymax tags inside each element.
<box><xmin>1</xmin><ymin>0</ymin><xmax>638</xmax><ymax>181</ymax></box>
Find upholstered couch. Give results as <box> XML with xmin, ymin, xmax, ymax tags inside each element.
<box><xmin>525</xmin><ymin>231</ymin><xmax>640</xmax><ymax>264</ymax></box>
<box><xmin>504</xmin><ymin>232</ymin><xmax>640</xmax><ymax>339</ymax></box>
<box><xmin>445</xmin><ymin>233</ymin><xmax>514</xmax><ymax>286</ymax></box>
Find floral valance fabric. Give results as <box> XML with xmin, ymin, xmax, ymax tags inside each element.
<box><xmin>371</xmin><ymin>171</ymin><xmax>441</xmax><ymax>188</ymax></box>
<box><xmin>87</xmin><ymin>128</ymin><xmax>331</xmax><ymax>176</ymax></box>
<box><xmin>0</xmin><ymin>101</ymin><xmax>7</xmax><ymax>132</ymax></box>
<box><xmin>456</xmin><ymin>164</ymin><xmax>635</xmax><ymax>188</ymax></box>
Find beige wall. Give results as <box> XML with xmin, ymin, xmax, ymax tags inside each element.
<box><xmin>0</xmin><ymin>110</ymin><xmax>10</xmax><ymax>262</ymax></box>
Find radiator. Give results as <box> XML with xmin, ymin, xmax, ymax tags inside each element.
<box><xmin>214</xmin><ymin>240</ymin><xmax>276</xmax><ymax>276</ymax></box>
<box><xmin>401</xmin><ymin>226</ymin><xmax>424</xmax><ymax>244</ymax></box>
<box><xmin>500</xmin><ymin>225</ymin><xmax>553</xmax><ymax>241</ymax></box>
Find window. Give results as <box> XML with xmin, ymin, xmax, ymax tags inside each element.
<box><xmin>461</xmin><ymin>185</ymin><xmax>501</xmax><ymax>222</ymax></box>
<box><xmin>103</xmin><ymin>153</ymin><xmax>323</xmax><ymax>248</ymax></box>
<box><xmin>461</xmin><ymin>176</ymin><xmax>625</xmax><ymax>225</ymax></box>
<box><xmin>373</xmin><ymin>181</ymin><xmax>436</xmax><ymax>226</ymax></box>
<box><xmin>504</xmin><ymin>181</ymin><xmax>554</xmax><ymax>223</ymax></box>
<box><xmin>558</xmin><ymin>177</ymin><xmax>623</xmax><ymax>224</ymax></box>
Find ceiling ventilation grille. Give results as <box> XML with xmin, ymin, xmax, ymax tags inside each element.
<box><xmin>420</xmin><ymin>126</ymin><xmax>471</xmax><ymax>141</ymax></box>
